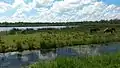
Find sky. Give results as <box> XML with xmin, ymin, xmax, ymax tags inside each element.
<box><xmin>102</xmin><ymin>0</ymin><xmax>120</xmax><ymax>6</ymax></box>
<box><xmin>0</xmin><ymin>0</ymin><xmax>120</xmax><ymax>22</ymax></box>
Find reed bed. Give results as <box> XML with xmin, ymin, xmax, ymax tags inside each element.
<box><xmin>29</xmin><ymin>52</ymin><xmax>120</xmax><ymax>68</ymax></box>
<box><xmin>0</xmin><ymin>24</ymin><xmax>120</xmax><ymax>53</ymax></box>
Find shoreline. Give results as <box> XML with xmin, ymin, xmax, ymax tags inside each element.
<box><xmin>0</xmin><ymin>23</ymin><xmax>120</xmax><ymax>53</ymax></box>
<box><xmin>0</xmin><ymin>41</ymin><xmax>119</xmax><ymax>53</ymax></box>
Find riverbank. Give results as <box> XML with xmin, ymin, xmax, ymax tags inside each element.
<box><xmin>0</xmin><ymin>22</ymin><xmax>120</xmax><ymax>53</ymax></box>
<box><xmin>0</xmin><ymin>26</ymin><xmax>120</xmax><ymax>53</ymax></box>
<box><xmin>29</xmin><ymin>52</ymin><xmax>120</xmax><ymax>68</ymax></box>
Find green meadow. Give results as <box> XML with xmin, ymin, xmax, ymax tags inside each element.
<box><xmin>0</xmin><ymin>23</ymin><xmax>120</xmax><ymax>52</ymax></box>
<box><xmin>0</xmin><ymin>20</ymin><xmax>120</xmax><ymax>68</ymax></box>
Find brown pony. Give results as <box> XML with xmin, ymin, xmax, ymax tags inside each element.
<box><xmin>90</xmin><ymin>28</ymin><xmax>100</xmax><ymax>33</ymax></box>
<box><xmin>104</xmin><ymin>28</ymin><xmax>116</xmax><ymax>33</ymax></box>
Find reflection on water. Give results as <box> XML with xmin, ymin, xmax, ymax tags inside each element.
<box><xmin>0</xmin><ymin>50</ymin><xmax>57</xmax><ymax>68</ymax></box>
<box><xmin>0</xmin><ymin>42</ymin><xmax>120</xmax><ymax>68</ymax></box>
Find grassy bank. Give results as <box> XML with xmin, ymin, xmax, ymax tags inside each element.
<box><xmin>0</xmin><ymin>27</ymin><xmax>120</xmax><ymax>53</ymax></box>
<box><xmin>0</xmin><ymin>23</ymin><xmax>120</xmax><ymax>52</ymax></box>
<box><xmin>29</xmin><ymin>53</ymin><xmax>120</xmax><ymax>68</ymax></box>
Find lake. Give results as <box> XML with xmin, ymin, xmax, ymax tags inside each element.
<box><xmin>0</xmin><ymin>26</ymin><xmax>73</xmax><ymax>31</ymax></box>
<box><xmin>0</xmin><ymin>42</ymin><xmax>120</xmax><ymax>68</ymax></box>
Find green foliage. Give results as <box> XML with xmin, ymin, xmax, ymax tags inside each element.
<box><xmin>16</xmin><ymin>41</ymin><xmax>23</xmax><ymax>52</ymax></box>
<box><xmin>29</xmin><ymin>53</ymin><xmax>120</xmax><ymax>68</ymax></box>
<box><xmin>0</xmin><ymin>36</ymin><xmax>7</xmax><ymax>53</ymax></box>
<box><xmin>0</xmin><ymin>19</ymin><xmax>120</xmax><ymax>27</ymax></box>
<box><xmin>0</xmin><ymin>23</ymin><xmax>120</xmax><ymax>52</ymax></box>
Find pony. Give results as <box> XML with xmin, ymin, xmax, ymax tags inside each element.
<box><xmin>90</xmin><ymin>28</ymin><xmax>100</xmax><ymax>33</ymax></box>
<box><xmin>104</xmin><ymin>28</ymin><xmax>116</xmax><ymax>33</ymax></box>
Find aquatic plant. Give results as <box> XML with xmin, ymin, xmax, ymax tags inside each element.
<box><xmin>27</xmin><ymin>39</ymin><xmax>35</xmax><ymax>50</ymax></box>
<box><xmin>29</xmin><ymin>53</ymin><xmax>120</xmax><ymax>68</ymax></box>
<box><xmin>0</xmin><ymin>37</ymin><xmax>6</xmax><ymax>53</ymax></box>
<box><xmin>16</xmin><ymin>41</ymin><xmax>23</xmax><ymax>52</ymax></box>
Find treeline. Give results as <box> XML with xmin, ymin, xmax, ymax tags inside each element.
<box><xmin>0</xmin><ymin>19</ymin><xmax>120</xmax><ymax>27</ymax></box>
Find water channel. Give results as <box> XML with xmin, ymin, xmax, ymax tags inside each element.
<box><xmin>0</xmin><ymin>26</ymin><xmax>72</xmax><ymax>31</ymax></box>
<box><xmin>0</xmin><ymin>42</ymin><xmax>120</xmax><ymax>68</ymax></box>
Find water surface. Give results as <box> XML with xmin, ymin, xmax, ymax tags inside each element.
<box><xmin>0</xmin><ymin>42</ymin><xmax>120</xmax><ymax>68</ymax></box>
<box><xmin>0</xmin><ymin>26</ymin><xmax>69</xmax><ymax>31</ymax></box>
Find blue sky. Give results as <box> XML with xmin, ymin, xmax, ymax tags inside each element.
<box><xmin>0</xmin><ymin>0</ymin><xmax>119</xmax><ymax>5</ymax></box>
<box><xmin>0</xmin><ymin>0</ymin><xmax>120</xmax><ymax>22</ymax></box>
<box><xmin>102</xmin><ymin>0</ymin><xmax>120</xmax><ymax>6</ymax></box>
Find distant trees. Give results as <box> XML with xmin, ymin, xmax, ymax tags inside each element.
<box><xmin>2</xmin><ymin>18</ymin><xmax>120</xmax><ymax>35</ymax></box>
<box><xmin>0</xmin><ymin>19</ymin><xmax>119</xmax><ymax>27</ymax></box>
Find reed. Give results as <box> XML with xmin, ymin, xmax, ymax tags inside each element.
<box><xmin>0</xmin><ymin>24</ymin><xmax>120</xmax><ymax>52</ymax></box>
<box><xmin>29</xmin><ymin>53</ymin><xmax>120</xmax><ymax>68</ymax></box>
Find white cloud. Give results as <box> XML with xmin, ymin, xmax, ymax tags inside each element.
<box><xmin>0</xmin><ymin>0</ymin><xmax>120</xmax><ymax>22</ymax></box>
<box><xmin>0</xmin><ymin>2</ymin><xmax>12</xmax><ymax>13</ymax></box>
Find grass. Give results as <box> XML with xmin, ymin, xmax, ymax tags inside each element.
<box><xmin>29</xmin><ymin>53</ymin><xmax>120</xmax><ymax>68</ymax></box>
<box><xmin>0</xmin><ymin>24</ymin><xmax>120</xmax><ymax>52</ymax></box>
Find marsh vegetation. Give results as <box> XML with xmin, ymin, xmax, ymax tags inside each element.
<box><xmin>0</xmin><ymin>23</ymin><xmax>119</xmax><ymax>52</ymax></box>
<box><xmin>0</xmin><ymin>19</ymin><xmax>120</xmax><ymax>68</ymax></box>
<box><xmin>29</xmin><ymin>52</ymin><xmax>120</xmax><ymax>68</ymax></box>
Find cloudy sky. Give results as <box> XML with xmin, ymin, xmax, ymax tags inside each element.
<box><xmin>0</xmin><ymin>0</ymin><xmax>120</xmax><ymax>22</ymax></box>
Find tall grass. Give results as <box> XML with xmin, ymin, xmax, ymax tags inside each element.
<box><xmin>0</xmin><ymin>25</ymin><xmax>120</xmax><ymax>52</ymax></box>
<box><xmin>29</xmin><ymin>53</ymin><xmax>120</xmax><ymax>68</ymax></box>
